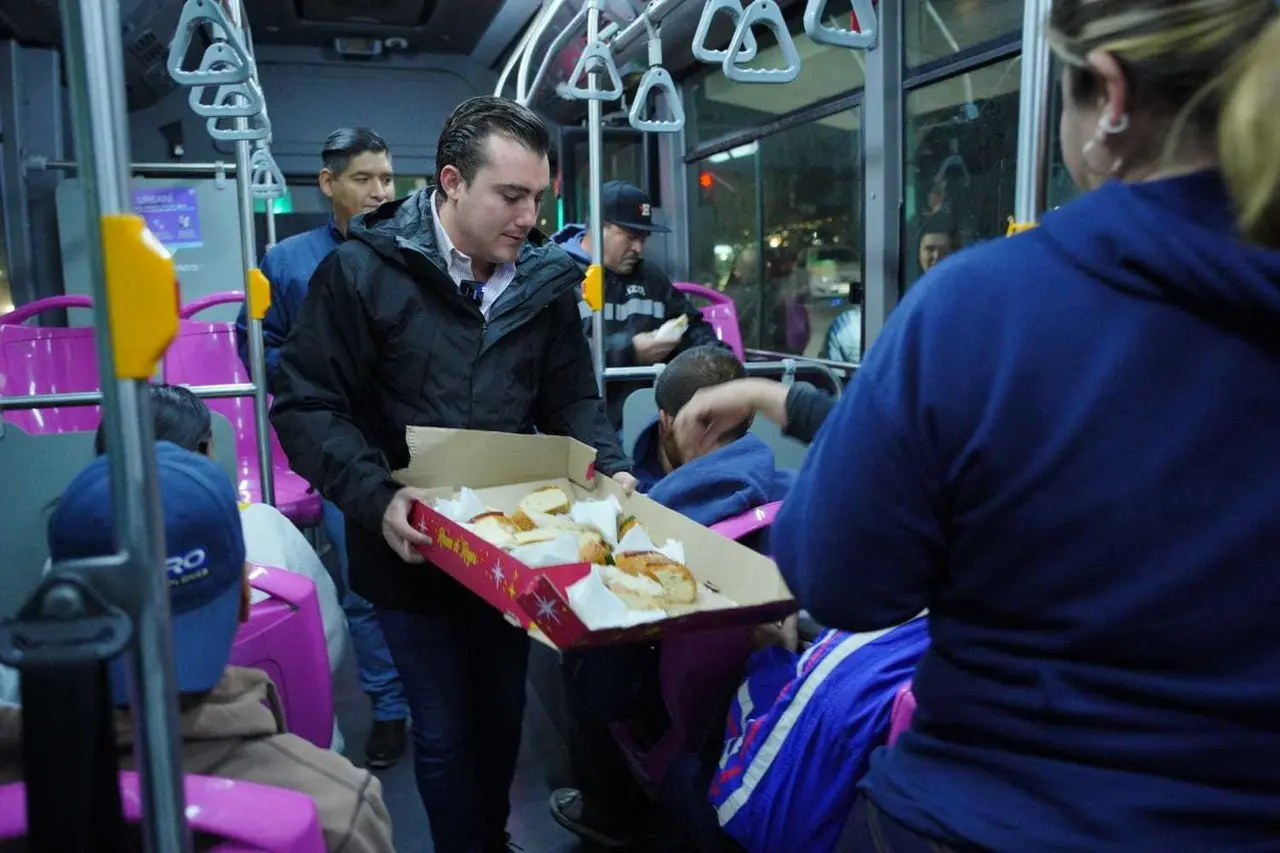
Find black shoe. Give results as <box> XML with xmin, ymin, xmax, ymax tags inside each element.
<box><xmin>549</xmin><ymin>788</ymin><xmax>630</xmax><ymax>848</ymax></box>
<box><xmin>364</xmin><ymin>718</ymin><xmax>406</xmax><ymax>769</ymax></box>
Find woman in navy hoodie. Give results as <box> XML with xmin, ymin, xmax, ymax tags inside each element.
<box><xmin>773</xmin><ymin>1</ymin><xmax>1280</xmax><ymax>851</ymax></box>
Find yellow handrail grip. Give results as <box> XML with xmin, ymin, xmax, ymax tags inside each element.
<box><xmin>583</xmin><ymin>263</ymin><xmax>604</xmax><ymax>311</ymax></box>
<box><xmin>247</xmin><ymin>267</ymin><xmax>272</xmax><ymax>321</ymax></box>
<box><xmin>1006</xmin><ymin>217</ymin><xmax>1039</xmax><ymax>237</ymax></box>
<box><xmin>101</xmin><ymin>214</ymin><xmax>178</xmax><ymax>380</ymax></box>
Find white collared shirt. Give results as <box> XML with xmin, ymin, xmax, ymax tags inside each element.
<box><xmin>431</xmin><ymin>191</ymin><xmax>517</xmax><ymax>319</ymax></box>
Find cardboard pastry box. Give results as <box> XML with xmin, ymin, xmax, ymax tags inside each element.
<box><xmin>394</xmin><ymin>427</ymin><xmax>796</xmax><ymax>649</ymax></box>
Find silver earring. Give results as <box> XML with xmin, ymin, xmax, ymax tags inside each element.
<box><xmin>1100</xmin><ymin>112</ymin><xmax>1130</xmax><ymax>135</ymax></box>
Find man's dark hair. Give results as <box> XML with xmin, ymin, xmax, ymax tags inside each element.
<box><xmin>435</xmin><ymin>96</ymin><xmax>551</xmax><ymax>189</ymax></box>
<box><xmin>321</xmin><ymin>127</ymin><xmax>389</xmax><ymax>177</ymax></box>
<box><xmin>918</xmin><ymin>212</ymin><xmax>960</xmax><ymax>247</ymax></box>
<box><xmin>655</xmin><ymin>345</ymin><xmax>750</xmax><ymax>441</ymax></box>
<box><xmin>95</xmin><ymin>384</ymin><xmax>212</xmax><ymax>457</ymax></box>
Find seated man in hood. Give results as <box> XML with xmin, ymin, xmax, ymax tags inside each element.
<box><xmin>553</xmin><ymin>180</ymin><xmax>726</xmax><ymax>429</ymax></box>
<box><xmin>551</xmin><ymin>345</ymin><xmax>794</xmax><ymax>848</ymax></box>
<box><xmin>0</xmin><ymin>444</ymin><xmax>394</xmax><ymax>853</ymax></box>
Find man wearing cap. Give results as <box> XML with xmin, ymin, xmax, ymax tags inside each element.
<box><xmin>0</xmin><ymin>443</ymin><xmax>394</xmax><ymax>853</ymax></box>
<box><xmin>553</xmin><ymin>180</ymin><xmax>724</xmax><ymax>429</ymax></box>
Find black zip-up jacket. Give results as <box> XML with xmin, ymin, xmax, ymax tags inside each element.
<box><xmin>270</xmin><ymin>189</ymin><xmax>630</xmax><ymax>611</ymax></box>
<box><xmin>552</xmin><ymin>224</ymin><xmax>726</xmax><ymax>427</ymax></box>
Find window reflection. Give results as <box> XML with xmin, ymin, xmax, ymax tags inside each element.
<box><xmin>905</xmin><ymin>0</ymin><xmax>1023</xmax><ymax>69</ymax></box>
<box><xmin>904</xmin><ymin>57</ymin><xmax>1021</xmax><ymax>288</ymax></box>
<box><xmin>687</xmin><ymin>109</ymin><xmax>862</xmax><ymax>359</ymax></box>
<box><xmin>687</xmin><ymin>13</ymin><xmax>866</xmax><ymax>147</ymax></box>
<box><xmin>1045</xmin><ymin>58</ymin><xmax>1080</xmax><ymax>212</ymax></box>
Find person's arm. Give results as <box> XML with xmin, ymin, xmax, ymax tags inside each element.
<box><xmin>659</xmin><ymin>272</ymin><xmax>724</xmax><ymax>352</ymax></box>
<box><xmin>783</xmin><ymin>382</ymin><xmax>837</xmax><ymax>444</ymax></box>
<box><xmin>771</xmin><ymin>339</ymin><xmax>943</xmax><ymax>633</ymax></box>
<box><xmin>268</xmin><ymin>251</ymin><xmax>401</xmax><ymax>536</ymax></box>
<box><xmin>536</xmin><ymin>294</ymin><xmax>632</xmax><ymax>476</ymax></box>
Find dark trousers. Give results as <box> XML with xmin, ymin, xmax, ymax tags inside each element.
<box><xmin>837</xmin><ymin>796</ymin><xmax>974</xmax><ymax>853</ymax></box>
<box><xmin>378</xmin><ymin>594</ymin><xmax>530</xmax><ymax>853</ymax></box>
<box><xmin>562</xmin><ymin>643</ymin><xmax>664</xmax><ymax>834</ymax></box>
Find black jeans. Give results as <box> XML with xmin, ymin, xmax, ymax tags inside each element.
<box><xmin>378</xmin><ymin>594</ymin><xmax>530</xmax><ymax>853</ymax></box>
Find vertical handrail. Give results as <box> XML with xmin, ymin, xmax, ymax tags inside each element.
<box><xmin>224</xmin><ymin>0</ymin><xmax>276</xmax><ymax>507</ymax></box>
<box><xmin>1013</xmin><ymin>0</ymin><xmax>1054</xmax><ymax>225</ymax></box>
<box><xmin>586</xmin><ymin>0</ymin><xmax>607</xmax><ymax>399</ymax></box>
<box><xmin>58</xmin><ymin>0</ymin><xmax>191</xmax><ymax>850</ymax></box>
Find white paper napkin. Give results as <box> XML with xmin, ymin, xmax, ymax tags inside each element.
<box><xmin>570</xmin><ymin>495</ymin><xmax>623</xmax><ymax>547</ymax></box>
<box><xmin>433</xmin><ymin>487</ymin><xmax>487</xmax><ymax>524</ymax></box>
<box><xmin>616</xmin><ymin>525</ymin><xmax>686</xmax><ymax>565</ymax></box>
<box><xmin>566</xmin><ymin>565</ymin><xmax>666</xmax><ymax>630</ymax></box>
<box><xmin>508</xmin><ymin>532</ymin><xmax>582</xmax><ymax>568</ymax></box>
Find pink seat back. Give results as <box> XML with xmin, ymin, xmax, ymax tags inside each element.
<box><xmin>886</xmin><ymin>680</ymin><xmax>916</xmax><ymax>746</ymax></box>
<box><xmin>610</xmin><ymin>503</ymin><xmax>781</xmax><ymax>795</ymax></box>
<box><xmin>0</xmin><ymin>297</ymin><xmax>102</xmax><ymax>434</ymax></box>
<box><xmin>0</xmin><ymin>772</ymin><xmax>324</xmax><ymax>852</ymax></box>
<box><xmin>164</xmin><ymin>295</ymin><xmax>321</xmax><ymax>527</ymax></box>
<box><xmin>674</xmin><ymin>282</ymin><xmax>745</xmax><ymax>359</ymax></box>
<box><xmin>230</xmin><ymin>564</ymin><xmax>334</xmax><ymax>749</ymax></box>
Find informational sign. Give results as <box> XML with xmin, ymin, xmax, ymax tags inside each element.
<box><xmin>132</xmin><ymin>186</ymin><xmax>203</xmax><ymax>250</ymax></box>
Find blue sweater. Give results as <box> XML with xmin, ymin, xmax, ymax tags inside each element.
<box><xmin>772</xmin><ymin>171</ymin><xmax>1280</xmax><ymax>850</ymax></box>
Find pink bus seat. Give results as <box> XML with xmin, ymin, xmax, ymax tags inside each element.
<box><xmin>673</xmin><ymin>282</ymin><xmax>745</xmax><ymax>360</ymax></box>
<box><xmin>0</xmin><ymin>772</ymin><xmax>324</xmax><ymax>852</ymax></box>
<box><xmin>165</xmin><ymin>293</ymin><xmax>321</xmax><ymax>528</ymax></box>
<box><xmin>231</xmin><ymin>563</ymin><xmax>334</xmax><ymax>750</ymax></box>
<box><xmin>0</xmin><ymin>297</ymin><xmax>102</xmax><ymax>434</ymax></box>
<box><xmin>181</xmin><ymin>290</ymin><xmax>246</xmax><ymax>319</ymax></box>
<box><xmin>886</xmin><ymin>680</ymin><xmax>916</xmax><ymax>746</ymax></box>
<box><xmin>609</xmin><ymin>503</ymin><xmax>782</xmax><ymax>796</ymax></box>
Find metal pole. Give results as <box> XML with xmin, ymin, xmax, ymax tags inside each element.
<box><xmin>606</xmin><ymin>0</ymin><xmax>693</xmax><ymax>56</ymax></box>
<box><xmin>0</xmin><ymin>383</ymin><xmax>259</xmax><ymax>411</ymax></box>
<box><xmin>587</xmin><ymin>0</ymin><xmax>607</xmax><ymax>399</ymax></box>
<box><xmin>861</xmin><ymin>0</ymin><xmax>904</xmax><ymax>350</ymax></box>
<box><xmin>225</xmin><ymin>1</ymin><xmax>276</xmax><ymax>508</ymax></box>
<box><xmin>265</xmin><ymin>202</ymin><xmax>278</xmax><ymax>249</ymax></box>
<box><xmin>31</xmin><ymin>159</ymin><xmax>237</xmax><ymax>176</ymax></box>
<box><xmin>1013</xmin><ymin>0</ymin><xmax>1054</xmax><ymax>223</ymax></box>
<box><xmin>57</xmin><ymin>0</ymin><xmax>191</xmax><ymax>850</ymax></box>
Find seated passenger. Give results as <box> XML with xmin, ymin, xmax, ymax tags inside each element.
<box><xmin>551</xmin><ymin>345</ymin><xmax>794</xmax><ymax>847</ymax></box>
<box><xmin>0</xmin><ymin>444</ymin><xmax>393</xmax><ymax>853</ymax></box>
<box><xmin>685</xmin><ymin>616</ymin><xmax>929</xmax><ymax>853</ymax></box>
<box><xmin>553</xmin><ymin>181</ymin><xmax>725</xmax><ymax>428</ymax></box>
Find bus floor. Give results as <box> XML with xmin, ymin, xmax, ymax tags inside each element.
<box><xmin>329</xmin><ymin>621</ymin><xmax>586</xmax><ymax>852</ymax></box>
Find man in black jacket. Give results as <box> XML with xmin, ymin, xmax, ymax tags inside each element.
<box><xmin>552</xmin><ymin>180</ymin><xmax>725</xmax><ymax>429</ymax></box>
<box><xmin>270</xmin><ymin>96</ymin><xmax>635</xmax><ymax>853</ymax></box>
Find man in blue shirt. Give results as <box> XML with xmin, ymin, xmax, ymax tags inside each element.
<box><xmin>235</xmin><ymin>127</ymin><xmax>407</xmax><ymax>768</ymax></box>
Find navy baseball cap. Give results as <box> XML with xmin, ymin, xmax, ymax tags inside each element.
<box><xmin>601</xmin><ymin>180</ymin><xmax>671</xmax><ymax>234</ymax></box>
<box><xmin>49</xmin><ymin>441</ymin><xmax>247</xmax><ymax>705</ymax></box>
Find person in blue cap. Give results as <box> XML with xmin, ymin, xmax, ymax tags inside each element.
<box><xmin>0</xmin><ymin>444</ymin><xmax>394</xmax><ymax>853</ymax></box>
<box><xmin>554</xmin><ymin>180</ymin><xmax>726</xmax><ymax>428</ymax></box>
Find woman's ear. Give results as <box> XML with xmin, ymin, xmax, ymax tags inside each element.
<box><xmin>1086</xmin><ymin>50</ymin><xmax>1130</xmax><ymax>129</ymax></box>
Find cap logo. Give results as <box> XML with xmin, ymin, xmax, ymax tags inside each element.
<box><xmin>639</xmin><ymin>203</ymin><xmax>651</xmax><ymax>218</ymax></box>
<box><xmin>167</xmin><ymin>548</ymin><xmax>210</xmax><ymax>586</ymax></box>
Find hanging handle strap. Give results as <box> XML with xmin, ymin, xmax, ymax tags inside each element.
<box><xmin>167</xmin><ymin>0</ymin><xmax>254</xmax><ymax>87</ymax></box>
<box><xmin>206</xmin><ymin>107</ymin><xmax>271</xmax><ymax>143</ymax></box>
<box><xmin>692</xmin><ymin>0</ymin><xmax>758</xmax><ymax>64</ymax></box>
<box><xmin>803</xmin><ymin>0</ymin><xmax>877</xmax><ymax>49</ymax></box>
<box><xmin>188</xmin><ymin>77</ymin><xmax>264</xmax><ymax>119</ymax></box>
<box><xmin>250</xmin><ymin>144</ymin><xmax>287</xmax><ymax>200</ymax></box>
<box><xmin>628</xmin><ymin>15</ymin><xmax>685</xmax><ymax>133</ymax></box>
<box><xmin>722</xmin><ymin>0</ymin><xmax>801</xmax><ymax>84</ymax></box>
<box><xmin>559</xmin><ymin>39</ymin><xmax>625</xmax><ymax>101</ymax></box>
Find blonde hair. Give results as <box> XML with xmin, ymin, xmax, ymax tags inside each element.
<box><xmin>1048</xmin><ymin>0</ymin><xmax>1280</xmax><ymax>248</ymax></box>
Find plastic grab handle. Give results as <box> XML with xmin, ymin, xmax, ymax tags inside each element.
<box><xmin>250</xmin><ymin>145</ymin><xmax>287</xmax><ymax>200</ymax></box>
<box><xmin>246</xmin><ymin>268</ymin><xmax>272</xmax><ymax>321</ymax></box>
<box><xmin>692</xmin><ymin>0</ymin><xmax>758</xmax><ymax>64</ymax></box>
<box><xmin>206</xmin><ymin>108</ymin><xmax>271</xmax><ymax>143</ymax></box>
<box><xmin>583</xmin><ymin>265</ymin><xmax>604</xmax><ymax>311</ymax></box>
<box><xmin>724</xmin><ymin>0</ymin><xmax>801</xmax><ymax>84</ymax></box>
<box><xmin>188</xmin><ymin>77</ymin><xmax>264</xmax><ymax>119</ymax></box>
<box><xmin>101</xmin><ymin>215</ymin><xmax>178</xmax><ymax>379</ymax></box>
<box><xmin>629</xmin><ymin>67</ymin><xmax>685</xmax><ymax>133</ymax></box>
<box><xmin>804</xmin><ymin>0</ymin><xmax>877</xmax><ymax>49</ymax></box>
<box><xmin>560</xmin><ymin>41</ymin><xmax>624</xmax><ymax>102</ymax></box>
<box><xmin>168</xmin><ymin>0</ymin><xmax>254</xmax><ymax>87</ymax></box>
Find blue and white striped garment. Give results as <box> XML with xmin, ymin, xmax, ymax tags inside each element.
<box><xmin>710</xmin><ymin>616</ymin><xmax>929</xmax><ymax>853</ymax></box>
